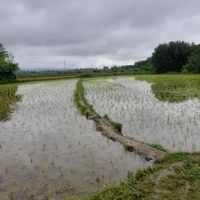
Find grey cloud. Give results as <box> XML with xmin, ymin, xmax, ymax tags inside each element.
<box><xmin>0</xmin><ymin>0</ymin><xmax>200</xmax><ymax>68</ymax></box>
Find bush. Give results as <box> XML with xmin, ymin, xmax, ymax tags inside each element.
<box><xmin>0</xmin><ymin>43</ymin><xmax>19</xmax><ymax>82</ymax></box>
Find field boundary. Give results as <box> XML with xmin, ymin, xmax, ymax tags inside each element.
<box><xmin>74</xmin><ymin>79</ymin><xmax>166</xmax><ymax>161</ymax></box>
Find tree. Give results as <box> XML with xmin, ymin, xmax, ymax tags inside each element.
<box><xmin>0</xmin><ymin>43</ymin><xmax>19</xmax><ymax>81</ymax></box>
<box><xmin>151</xmin><ymin>41</ymin><xmax>192</xmax><ymax>73</ymax></box>
<box><xmin>134</xmin><ymin>57</ymin><xmax>155</xmax><ymax>72</ymax></box>
<box><xmin>183</xmin><ymin>45</ymin><xmax>200</xmax><ymax>73</ymax></box>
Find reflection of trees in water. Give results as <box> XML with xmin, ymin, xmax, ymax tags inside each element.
<box><xmin>0</xmin><ymin>85</ymin><xmax>21</xmax><ymax>121</ymax></box>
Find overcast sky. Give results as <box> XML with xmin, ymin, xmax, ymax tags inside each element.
<box><xmin>1</xmin><ymin>0</ymin><xmax>200</xmax><ymax>69</ymax></box>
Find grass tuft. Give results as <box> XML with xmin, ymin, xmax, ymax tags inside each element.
<box><xmin>103</xmin><ymin>114</ymin><xmax>123</xmax><ymax>133</ymax></box>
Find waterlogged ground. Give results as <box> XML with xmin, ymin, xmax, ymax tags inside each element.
<box><xmin>84</xmin><ymin>77</ymin><xmax>200</xmax><ymax>152</ymax></box>
<box><xmin>0</xmin><ymin>80</ymin><xmax>150</xmax><ymax>200</ymax></box>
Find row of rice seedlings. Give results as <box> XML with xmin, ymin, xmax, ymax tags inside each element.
<box><xmin>84</xmin><ymin>77</ymin><xmax>200</xmax><ymax>152</ymax></box>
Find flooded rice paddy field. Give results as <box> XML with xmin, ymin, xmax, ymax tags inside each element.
<box><xmin>84</xmin><ymin>77</ymin><xmax>200</xmax><ymax>152</ymax></box>
<box><xmin>0</xmin><ymin>80</ymin><xmax>150</xmax><ymax>200</ymax></box>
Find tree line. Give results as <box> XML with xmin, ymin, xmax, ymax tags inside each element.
<box><xmin>132</xmin><ymin>41</ymin><xmax>200</xmax><ymax>73</ymax></box>
<box><xmin>0</xmin><ymin>41</ymin><xmax>200</xmax><ymax>83</ymax></box>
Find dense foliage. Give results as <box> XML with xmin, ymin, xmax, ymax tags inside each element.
<box><xmin>183</xmin><ymin>45</ymin><xmax>200</xmax><ymax>73</ymax></box>
<box><xmin>151</xmin><ymin>41</ymin><xmax>192</xmax><ymax>73</ymax></box>
<box><xmin>0</xmin><ymin>43</ymin><xmax>19</xmax><ymax>82</ymax></box>
<box><xmin>133</xmin><ymin>57</ymin><xmax>155</xmax><ymax>72</ymax></box>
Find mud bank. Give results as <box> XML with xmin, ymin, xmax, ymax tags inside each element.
<box><xmin>74</xmin><ymin>80</ymin><xmax>166</xmax><ymax>161</ymax></box>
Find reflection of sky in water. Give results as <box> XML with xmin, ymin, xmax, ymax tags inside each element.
<box><xmin>0</xmin><ymin>80</ymin><xmax>150</xmax><ymax>199</ymax></box>
<box><xmin>85</xmin><ymin>78</ymin><xmax>200</xmax><ymax>152</ymax></box>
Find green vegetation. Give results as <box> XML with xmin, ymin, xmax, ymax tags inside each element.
<box><xmin>183</xmin><ymin>45</ymin><xmax>200</xmax><ymax>73</ymax></box>
<box><xmin>70</xmin><ymin>76</ymin><xmax>200</xmax><ymax>199</ymax></box>
<box><xmin>74</xmin><ymin>79</ymin><xmax>96</xmax><ymax>117</ymax></box>
<box><xmin>132</xmin><ymin>41</ymin><xmax>200</xmax><ymax>74</ymax></box>
<box><xmin>133</xmin><ymin>57</ymin><xmax>155</xmax><ymax>73</ymax></box>
<box><xmin>1</xmin><ymin>41</ymin><xmax>200</xmax><ymax>86</ymax></box>
<box><xmin>151</xmin><ymin>41</ymin><xmax>192</xmax><ymax>73</ymax></box>
<box><xmin>74</xmin><ymin>80</ymin><xmax>123</xmax><ymax>134</ymax></box>
<box><xmin>0</xmin><ymin>84</ymin><xmax>21</xmax><ymax>121</ymax></box>
<box><xmin>69</xmin><ymin>41</ymin><xmax>200</xmax><ymax>76</ymax></box>
<box><xmin>0</xmin><ymin>43</ymin><xmax>19</xmax><ymax>82</ymax></box>
<box><xmin>135</xmin><ymin>74</ymin><xmax>200</xmax><ymax>102</ymax></box>
<box><xmin>103</xmin><ymin>114</ymin><xmax>122</xmax><ymax>133</ymax></box>
<box><xmin>16</xmin><ymin>74</ymin><xmax>76</xmax><ymax>83</ymax></box>
<box><xmin>75</xmin><ymin>152</ymin><xmax>200</xmax><ymax>200</ymax></box>
<box><xmin>1</xmin><ymin>76</ymin><xmax>199</xmax><ymax>199</ymax></box>
<box><xmin>0</xmin><ymin>40</ymin><xmax>199</xmax><ymax>199</ymax></box>
<box><xmin>151</xmin><ymin>144</ymin><xmax>169</xmax><ymax>153</ymax></box>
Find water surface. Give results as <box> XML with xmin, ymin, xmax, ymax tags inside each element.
<box><xmin>0</xmin><ymin>80</ymin><xmax>150</xmax><ymax>200</ymax></box>
<box><xmin>85</xmin><ymin>78</ymin><xmax>200</xmax><ymax>152</ymax></box>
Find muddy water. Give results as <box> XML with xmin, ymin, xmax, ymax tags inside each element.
<box><xmin>85</xmin><ymin>78</ymin><xmax>200</xmax><ymax>152</ymax></box>
<box><xmin>0</xmin><ymin>80</ymin><xmax>151</xmax><ymax>200</ymax></box>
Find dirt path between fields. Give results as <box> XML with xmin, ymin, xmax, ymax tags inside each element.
<box><xmin>77</xmin><ymin>83</ymin><xmax>166</xmax><ymax>161</ymax></box>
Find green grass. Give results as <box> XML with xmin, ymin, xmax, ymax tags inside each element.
<box><xmin>1</xmin><ymin>75</ymin><xmax>200</xmax><ymax>199</ymax></box>
<box><xmin>16</xmin><ymin>75</ymin><xmax>76</xmax><ymax>83</ymax></box>
<box><xmin>74</xmin><ymin>80</ymin><xmax>123</xmax><ymax>134</ymax></box>
<box><xmin>134</xmin><ymin>74</ymin><xmax>200</xmax><ymax>102</ymax></box>
<box><xmin>72</xmin><ymin>152</ymin><xmax>200</xmax><ymax>200</ymax></box>
<box><xmin>103</xmin><ymin>114</ymin><xmax>123</xmax><ymax>133</ymax></box>
<box><xmin>72</xmin><ymin>75</ymin><xmax>200</xmax><ymax>200</ymax></box>
<box><xmin>151</xmin><ymin>144</ymin><xmax>169</xmax><ymax>153</ymax></box>
<box><xmin>74</xmin><ymin>79</ymin><xmax>96</xmax><ymax>117</ymax></box>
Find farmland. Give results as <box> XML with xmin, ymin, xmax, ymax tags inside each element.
<box><xmin>0</xmin><ymin>80</ymin><xmax>150</xmax><ymax>199</ymax></box>
<box><xmin>0</xmin><ymin>75</ymin><xmax>200</xmax><ymax>199</ymax></box>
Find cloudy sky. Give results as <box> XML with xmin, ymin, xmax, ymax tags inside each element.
<box><xmin>1</xmin><ymin>0</ymin><xmax>200</xmax><ymax>69</ymax></box>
